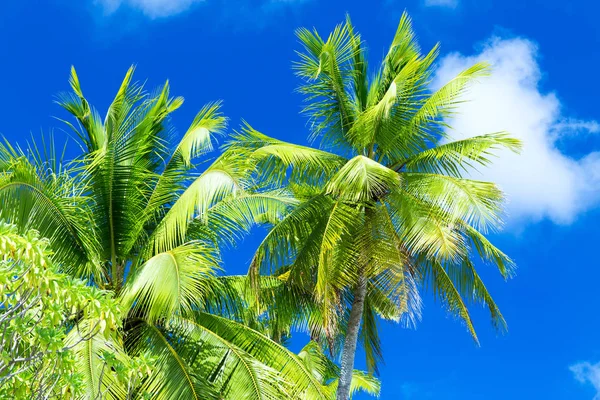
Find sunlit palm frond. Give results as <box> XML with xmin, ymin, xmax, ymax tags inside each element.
<box><xmin>0</xmin><ymin>143</ymin><xmax>100</xmax><ymax>279</ymax></box>
<box><xmin>55</xmin><ymin>66</ymin><xmax>106</xmax><ymax>152</ymax></box>
<box><xmin>346</xmin><ymin>16</ymin><xmax>368</xmax><ymax>114</ymax></box>
<box><xmin>203</xmin><ymin>189</ymin><xmax>298</xmax><ymax>247</ymax></box>
<box><xmin>415</xmin><ymin>62</ymin><xmax>490</xmax><ymax>125</ymax></box>
<box><xmin>461</xmin><ymin>222</ymin><xmax>515</xmax><ymax>278</ymax></box>
<box><xmin>445</xmin><ymin>258</ymin><xmax>507</xmax><ymax>332</ymax></box>
<box><xmin>297</xmin><ymin>341</ymin><xmax>380</xmax><ymax>399</ymax></box>
<box><xmin>226</xmin><ymin>123</ymin><xmax>346</xmax><ymax>189</ymax></box>
<box><xmin>349</xmin><ymin>51</ymin><xmax>432</xmax><ymax>154</ymax></box>
<box><xmin>325</xmin><ymin>155</ymin><xmax>401</xmax><ymax>203</ymax></box>
<box><xmin>397</xmin><ymin>132</ymin><xmax>522</xmax><ymax>176</ymax></box>
<box><xmin>422</xmin><ymin>256</ymin><xmax>478</xmax><ymax>343</ymax></box>
<box><xmin>402</xmin><ymin>172</ymin><xmax>505</xmax><ymax>232</ymax></box>
<box><xmin>65</xmin><ymin>321</ymin><xmax>130</xmax><ymax>400</ymax></box>
<box><xmin>125</xmin><ymin>319</ymin><xmax>219</xmax><ymax>400</ymax></box>
<box><xmin>122</xmin><ymin>100</ymin><xmax>225</xmax><ymax>257</ymax></box>
<box><xmin>148</xmin><ymin>160</ymin><xmax>242</xmax><ymax>255</ymax></box>
<box><xmin>121</xmin><ymin>241</ymin><xmax>220</xmax><ymax>322</ymax></box>
<box><xmin>181</xmin><ymin>312</ymin><xmax>332</xmax><ymax>399</ymax></box>
<box><xmin>171</xmin><ymin>101</ymin><xmax>226</xmax><ymax>168</ymax></box>
<box><xmin>295</xmin><ymin>20</ymin><xmax>358</xmax><ymax>151</ymax></box>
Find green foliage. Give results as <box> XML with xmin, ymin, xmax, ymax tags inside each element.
<box><xmin>0</xmin><ymin>11</ymin><xmax>520</xmax><ymax>399</ymax></box>
<box><xmin>228</xmin><ymin>11</ymin><xmax>521</xmax><ymax>399</ymax></box>
<box><xmin>297</xmin><ymin>341</ymin><xmax>381</xmax><ymax>399</ymax></box>
<box><xmin>0</xmin><ymin>67</ymin><xmax>369</xmax><ymax>399</ymax></box>
<box><xmin>0</xmin><ymin>222</ymin><xmax>151</xmax><ymax>399</ymax></box>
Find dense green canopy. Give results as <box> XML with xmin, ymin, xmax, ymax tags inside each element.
<box><xmin>0</xmin><ymin>67</ymin><xmax>377</xmax><ymax>399</ymax></box>
<box><xmin>0</xmin><ymin>11</ymin><xmax>518</xmax><ymax>400</ymax></box>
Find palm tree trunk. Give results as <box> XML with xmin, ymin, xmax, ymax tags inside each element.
<box><xmin>112</xmin><ymin>260</ymin><xmax>123</xmax><ymax>292</ymax></box>
<box><xmin>336</xmin><ymin>273</ymin><xmax>367</xmax><ymax>400</ymax></box>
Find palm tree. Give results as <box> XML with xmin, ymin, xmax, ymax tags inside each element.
<box><xmin>0</xmin><ymin>67</ymin><xmax>339</xmax><ymax>399</ymax></box>
<box><xmin>229</xmin><ymin>13</ymin><xmax>521</xmax><ymax>399</ymax></box>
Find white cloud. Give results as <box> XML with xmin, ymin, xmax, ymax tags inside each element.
<box><xmin>96</xmin><ymin>0</ymin><xmax>307</xmax><ymax>18</ymax></box>
<box><xmin>424</xmin><ymin>0</ymin><xmax>458</xmax><ymax>8</ymax></box>
<box><xmin>553</xmin><ymin>118</ymin><xmax>600</xmax><ymax>139</ymax></box>
<box><xmin>571</xmin><ymin>361</ymin><xmax>600</xmax><ymax>399</ymax></box>
<box><xmin>97</xmin><ymin>0</ymin><xmax>204</xmax><ymax>18</ymax></box>
<box><xmin>433</xmin><ymin>37</ymin><xmax>600</xmax><ymax>225</ymax></box>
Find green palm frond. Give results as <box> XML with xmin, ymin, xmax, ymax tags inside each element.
<box><xmin>56</xmin><ymin>66</ymin><xmax>106</xmax><ymax>152</ymax></box>
<box><xmin>226</xmin><ymin>124</ymin><xmax>346</xmax><ymax>189</ymax></box>
<box><xmin>402</xmin><ymin>172</ymin><xmax>505</xmax><ymax>232</ymax></box>
<box><xmin>347</xmin><ymin>370</ymin><xmax>381</xmax><ymax>399</ymax></box>
<box><xmin>202</xmin><ymin>189</ymin><xmax>298</xmax><ymax>247</ymax></box>
<box><xmin>397</xmin><ymin>132</ymin><xmax>522</xmax><ymax>176</ymax></box>
<box><xmin>423</xmin><ymin>257</ymin><xmax>478</xmax><ymax>343</ymax></box>
<box><xmin>387</xmin><ymin>190</ymin><xmax>467</xmax><ymax>261</ymax></box>
<box><xmin>65</xmin><ymin>321</ymin><xmax>130</xmax><ymax>400</ymax></box>
<box><xmin>295</xmin><ymin>20</ymin><xmax>358</xmax><ymax>151</ymax></box>
<box><xmin>461</xmin><ymin>223</ymin><xmax>515</xmax><ymax>278</ymax></box>
<box><xmin>148</xmin><ymin>161</ymin><xmax>242</xmax><ymax>255</ymax></box>
<box><xmin>445</xmin><ymin>258</ymin><xmax>507</xmax><ymax>332</ymax></box>
<box><xmin>0</xmin><ymin>143</ymin><xmax>100</xmax><ymax>279</ymax></box>
<box><xmin>346</xmin><ymin>15</ymin><xmax>368</xmax><ymax>114</ymax></box>
<box><xmin>126</xmin><ymin>319</ymin><xmax>219</xmax><ymax>400</ymax></box>
<box><xmin>171</xmin><ymin>101</ymin><xmax>226</xmax><ymax>167</ymax></box>
<box><xmin>414</xmin><ymin>62</ymin><xmax>490</xmax><ymax>124</ymax></box>
<box><xmin>127</xmin><ymin>315</ymin><xmax>333</xmax><ymax>399</ymax></box>
<box><xmin>121</xmin><ymin>241</ymin><xmax>220</xmax><ymax>322</ymax></box>
<box><xmin>297</xmin><ymin>341</ymin><xmax>380</xmax><ymax>399</ymax></box>
<box><xmin>184</xmin><ymin>312</ymin><xmax>331</xmax><ymax>399</ymax></box>
<box><xmin>325</xmin><ymin>156</ymin><xmax>401</xmax><ymax>202</ymax></box>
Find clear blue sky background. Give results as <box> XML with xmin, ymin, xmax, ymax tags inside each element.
<box><xmin>1</xmin><ymin>0</ymin><xmax>599</xmax><ymax>399</ymax></box>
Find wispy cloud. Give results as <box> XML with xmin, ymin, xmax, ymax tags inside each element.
<box><xmin>553</xmin><ymin>118</ymin><xmax>600</xmax><ymax>136</ymax></box>
<box><xmin>433</xmin><ymin>37</ymin><xmax>600</xmax><ymax>225</ymax></box>
<box><xmin>570</xmin><ymin>361</ymin><xmax>600</xmax><ymax>399</ymax></box>
<box><xmin>95</xmin><ymin>0</ymin><xmax>308</xmax><ymax>18</ymax></box>
<box><xmin>96</xmin><ymin>0</ymin><xmax>204</xmax><ymax>18</ymax></box>
<box><xmin>424</xmin><ymin>0</ymin><xmax>459</xmax><ymax>9</ymax></box>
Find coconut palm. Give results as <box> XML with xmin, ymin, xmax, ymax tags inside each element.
<box><xmin>0</xmin><ymin>67</ymin><xmax>342</xmax><ymax>399</ymax></box>
<box><xmin>229</xmin><ymin>13</ymin><xmax>521</xmax><ymax>399</ymax></box>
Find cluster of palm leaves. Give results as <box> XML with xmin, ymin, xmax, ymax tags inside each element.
<box><xmin>227</xmin><ymin>12</ymin><xmax>521</xmax><ymax>399</ymax></box>
<box><xmin>0</xmin><ymin>65</ymin><xmax>372</xmax><ymax>398</ymax></box>
<box><xmin>0</xmin><ymin>11</ymin><xmax>519</xmax><ymax>400</ymax></box>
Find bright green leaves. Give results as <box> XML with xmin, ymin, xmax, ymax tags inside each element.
<box><xmin>0</xmin><ymin>148</ymin><xmax>100</xmax><ymax>279</ymax></box>
<box><xmin>416</xmin><ymin>62</ymin><xmax>490</xmax><ymax>123</ymax></box>
<box><xmin>295</xmin><ymin>20</ymin><xmax>358</xmax><ymax>149</ymax></box>
<box><xmin>203</xmin><ymin>190</ymin><xmax>298</xmax><ymax>247</ymax></box>
<box><xmin>403</xmin><ymin>173</ymin><xmax>505</xmax><ymax>232</ymax></box>
<box><xmin>57</xmin><ymin>66</ymin><xmax>106</xmax><ymax>152</ymax></box>
<box><xmin>0</xmin><ymin>223</ymin><xmax>143</xmax><ymax>399</ymax></box>
<box><xmin>1</xmin><ymin>64</ymin><xmax>396</xmax><ymax>400</ymax></box>
<box><xmin>398</xmin><ymin>132</ymin><xmax>522</xmax><ymax>176</ymax></box>
<box><xmin>126</xmin><ymin>314</ymin><xmax>332</xmax><ymax>400</ymax></box>
<box><xmin>384</xmin><ymin>11</ymin><xmax>420</xmax><ymax>69</ymax></box>
<box><xmin>121</xmin><ymin>242</ymin><xmax>220</xmax><ymax>322</ymax></box>
<box><xmin>65</xmin><ymin>322</ymin><xmax>147</xmax><ymax>400</ymax></box>
<box><xmin>326</xmin><ymin>155</ymin><xmax>401</xmax><ymax>202</ymax></box>
<box><xmin>227</xmin><ymin>124</ymin><xmax>347</xmax><ymax>190</ymax></box>
<box><xmin>149</xmin><ymin>167</ymin><xmax>240</xmax><ymax>255</ymax></box>
<box><xmin>126</xmin><ymin>319</ymin><xmax>218</xmax><ymax>400</ymax></box>
<box><xmin>173</xmin><ymin>101</ymin><xmax>226</xmax><ymax>167</ymax></box>
<box><xmin>297</xmin><ymin>341</ymin><xmax>381</xmax><ymax>399</ymax></box>
<box><xmin>182</xmin><ymin>313</ymin><xmax>331</xmax><ymax>399</ymax></box>
<box><xmin>235</xmin><ymin>12</ymin><xmax>521</xmax><ymax>382</ymax></box>
<box><xmin>55</xmin><ymin>66</ymin><xmax>234</xmax><ymax>282</ymax></box>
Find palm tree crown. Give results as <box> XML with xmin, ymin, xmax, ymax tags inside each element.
<box><xmin>0</xmin><ymin>67</ymin><xmax>366</xmax><ymax>399</ymax></box>
<box><xmin>227</xmin><ymin>12</ymin><xmax>521</xmax><ymax>400</ymax></box>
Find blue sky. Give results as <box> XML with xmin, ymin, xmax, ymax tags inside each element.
<box><xmin>1</xmin><ymin>0</ymin><xmax>599</xmax><ymax>398</ymax></box>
